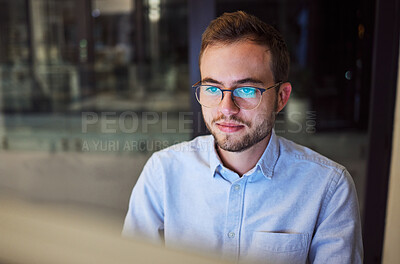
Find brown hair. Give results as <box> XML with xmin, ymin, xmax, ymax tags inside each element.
<box><xmin>200</xmin><ymin>11</ymin><xmax>290</xmax><ymax>83</ymax></box>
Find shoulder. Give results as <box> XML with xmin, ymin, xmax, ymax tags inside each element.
<box><xmin>275</xmin><ymin>135</ymin><xmax>352</xmax><ymax>188</ymax></box>
<box><xmin>277</xmin><ymin>135</ymin><xmax>346</xmax><ymax>173</ymax></box>
<box><xmin>275</xmin><ymin>135</ymin><xmax>357</xmax><ymax>208</ymax></box>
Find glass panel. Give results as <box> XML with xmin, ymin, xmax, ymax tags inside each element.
<box><xmin>0</xmin><ymin>0</ymin><xmax>372</xmax><ymax>231</ymax></box>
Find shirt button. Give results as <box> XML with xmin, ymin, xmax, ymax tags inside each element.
<box><xmin>228</xmin><ymin>232</ymin><xmax>235</xmax><ymax>238</ymax></box>
<box><xmin>233</xmin><ymin>184</ymin><xmax>240</xmax><ymax>191</ymax></box>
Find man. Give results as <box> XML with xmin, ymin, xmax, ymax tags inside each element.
<box><xmin>123</xmin><ymin>11</ymin><xmax>363</xmax><ymax>263</ymax></box>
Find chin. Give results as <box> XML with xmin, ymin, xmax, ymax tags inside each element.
<box><xmin>214</xmin><ymin>128</ymin><xmax>272</xmax><ymax>153</ymax></box>
<box><xmin>214</xmin><ymin>134</ymin><xmax>251</xmax><ymax>152</ymax></box>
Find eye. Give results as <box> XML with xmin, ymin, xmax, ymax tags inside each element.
<box><xmin>234</xmin><ymin>87</ymin><xmax>257</xmax><ymax>98</ymax></box>
<box><xmin>204</xmin><ymin>86</ymin><xmax>221</xmax><ymax>95</ymax></box>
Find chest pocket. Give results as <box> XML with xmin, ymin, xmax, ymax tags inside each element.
<box><xmin>247</xmin><ymin>232</ymin><xmax>310</xmax><ymax>264</ymax></box>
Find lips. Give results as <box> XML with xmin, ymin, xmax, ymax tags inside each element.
<box><xmin>215</xmin><ymin>122</ymin><xmax>245</xmax><ymax>133</ymax></box>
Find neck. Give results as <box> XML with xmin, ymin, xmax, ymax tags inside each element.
<box><xmin>217</xmin><ymin>133</ymin><xmax>272</xmax><ymax>177</ymax></box>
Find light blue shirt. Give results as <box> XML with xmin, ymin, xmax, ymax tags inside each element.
<box><xmin>123</xmin><ymin>131</ymin><xmax>363</xmax><ymax>263</ymax></box>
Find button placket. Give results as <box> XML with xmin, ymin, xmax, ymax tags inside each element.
<box><xmin>222</xmin><ymin>179</ymin><xmax>248</xmax><ymax>260</ymax></box>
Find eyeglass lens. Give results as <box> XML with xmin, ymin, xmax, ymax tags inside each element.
<box><xmin>195</xmin><ymin>86</ymin><xmax>262</xmax><ymax>110</ymax></box>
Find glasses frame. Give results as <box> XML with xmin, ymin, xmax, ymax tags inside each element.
<box><xmin>192</xmin><ymin>81</ymin><xmax>283</xmax><ymax>110</ymax></box>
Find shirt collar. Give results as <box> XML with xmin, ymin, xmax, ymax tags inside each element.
<box><xmin>255</xmin><ymin>130</ymin><xmax>280</xmax><ymax>179</ymax></box>
<box><xmin>208</xmin><ymin>130</ymin><xmax>280</xmax><ymax>179</ymax></box>
<box><xmin>208</xmin><ymin>136</ymin><xmax>223</xmax><ymax>177</ymax></box>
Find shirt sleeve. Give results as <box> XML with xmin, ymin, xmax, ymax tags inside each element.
<box><xmin>309</xmin><ymin>169</ymin><xmax>363</xmax><ymax>263</ymax></box>
<box><xmin>122</xmin><ymin>154</ymin><xmax>165</xmax><ymax>245</ymax></box>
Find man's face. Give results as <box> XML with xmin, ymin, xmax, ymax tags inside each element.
<box><xmin>200</xmin><ymin>41</ymin><xmax>282</xmax><ymax>152</ymax></box>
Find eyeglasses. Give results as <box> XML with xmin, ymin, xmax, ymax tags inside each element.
<box><xmin>192</xmin><ymin>81</ymin><xmax>282</xmax><ymax>110</ymax></box>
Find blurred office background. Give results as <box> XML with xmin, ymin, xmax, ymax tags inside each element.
<box><xmin>0</xmin><ymin>0</ymin><xmax>399</xmax><ymax>263</ymax></box>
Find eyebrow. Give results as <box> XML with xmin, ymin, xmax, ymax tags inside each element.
<box><xmin>201</xmin><ymin>77</ymin><xmax>265</xmax><ymax>86</ymax></box>
<box><xmin>201</xmin><ymin>78</ymin><xmax>222</xmax><ymax>85</ymax></box>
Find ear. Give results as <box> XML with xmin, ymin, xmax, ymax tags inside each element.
<box><xmin>276</xmin><ymin>82</ymin><xmax>292</xmax><ymax>113</ymax></box>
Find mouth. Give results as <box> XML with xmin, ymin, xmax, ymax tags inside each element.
<box><xmin>215</xmin><ymin>122</ymin><xmax>245</xmax><ymax>133</ymax></box>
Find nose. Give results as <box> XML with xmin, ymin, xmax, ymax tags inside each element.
<box><xmin>218</xmin><ymin>91</ymin><xmax>240</xmax><ymax>116</ymax></box>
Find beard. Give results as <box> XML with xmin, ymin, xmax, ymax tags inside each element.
<box><xmin>204</xmin><ymin>111</ymin><xmax>276</xmax><ymax>153</ymax></box>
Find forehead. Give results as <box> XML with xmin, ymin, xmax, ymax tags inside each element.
<box><xmin>200</xmin><ymin>41</ymin><xmax>273</xmax><ymax>84</ymax></box>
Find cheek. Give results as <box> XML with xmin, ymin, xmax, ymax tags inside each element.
<box><xmin>259</xmin><ymin>95</ymin><xmax>278</xmax><ymax>113</ymax></box>
<box><xmin>201</xmin><ymin>108</ymin><xmax>213</xmax><ymax>123</ymax></box>
<box><xmin>245</xmin><ymin>112</ymin><xmax>262</xmax><ymax>124</ymax></box>
<box><xmin>246</xmin><ymin>107</ymin><xmax>272</xmax><ymax>124</ymax></box>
